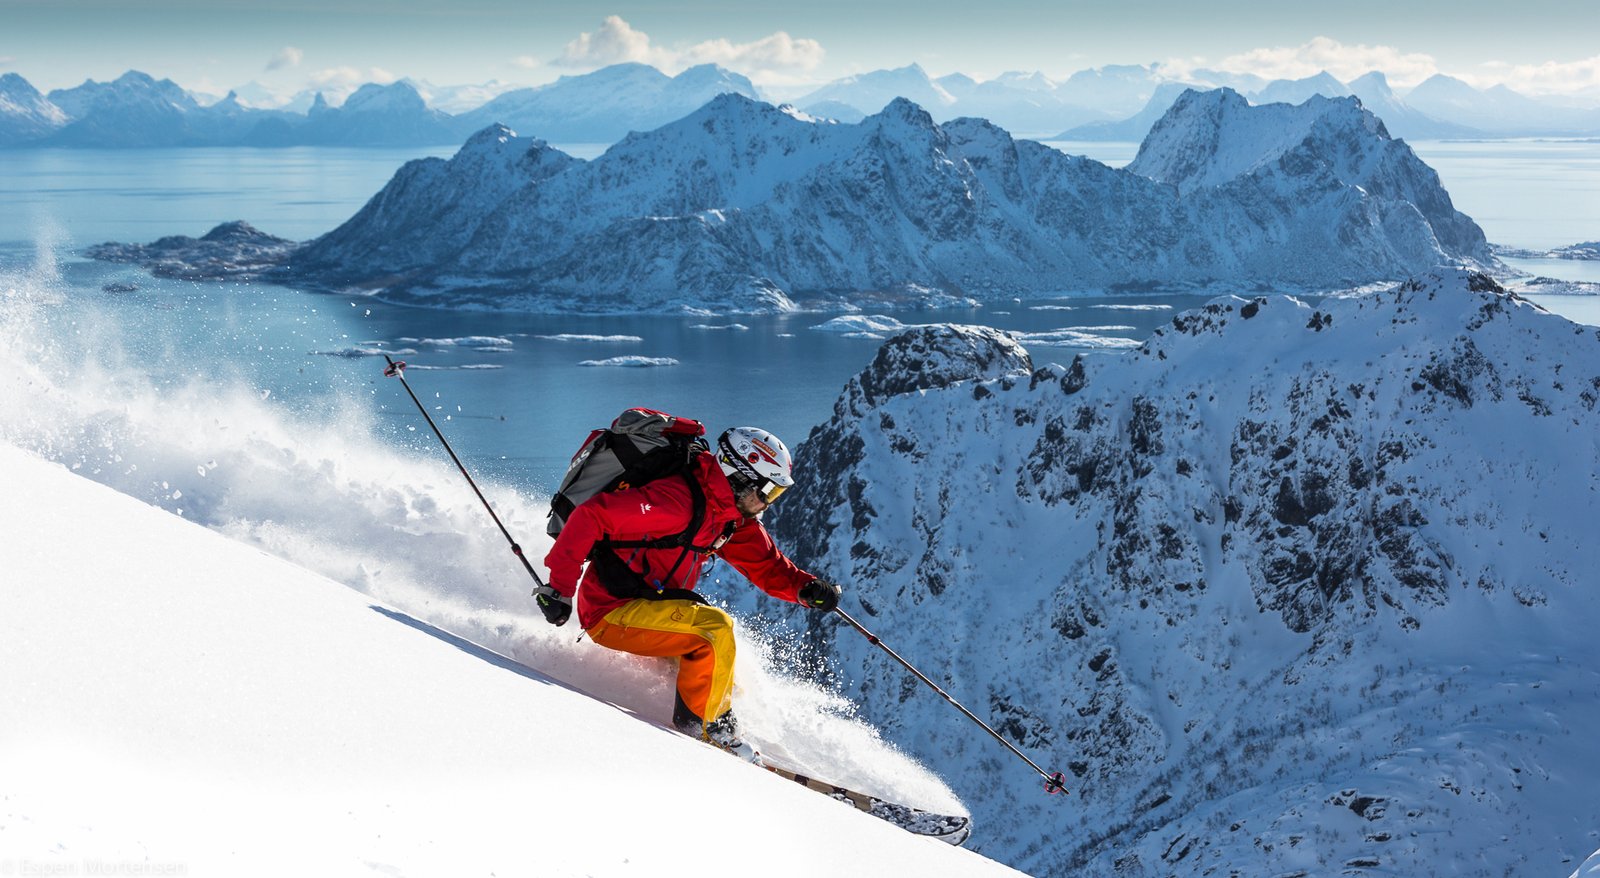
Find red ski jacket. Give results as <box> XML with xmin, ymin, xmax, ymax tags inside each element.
<box><xmin>544</xmin><ymin>452</ymin><xmax>815</xmax><ymax>630</ymax></box>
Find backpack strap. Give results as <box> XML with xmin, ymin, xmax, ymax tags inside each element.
<box><xmin>590</xmin><ymin>454</ymin><xmax>727</xmax><ymax>601</ymax></box>
<box><xmin>600</xmin><ymin>448</ymin><xmax>715</xmax><ymax>552</ymax></box>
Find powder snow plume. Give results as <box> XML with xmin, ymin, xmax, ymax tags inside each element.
<box><xmin>0</xmin><ymin>249</ymin><xmax>960</xmax><ymax>814</ymax></box>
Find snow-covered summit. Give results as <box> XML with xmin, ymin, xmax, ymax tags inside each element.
<box><xmin>454</xmin><ymin>62</ymin><xmax>762</xmax><ymax>143</ymax></box>
<box><xmin>1130</xmin><ymin>87</ymin><xmax>1384</xmax><ymax>193</ymax></box>
<box><xmin>765</xmin><ymin>269</ymin><xmax>1600</xmax><ymax>875</ymax></box>
<box><xmin>0</xmin><ymin>72</ymin><xmax>67</xmax><ymax>144</ymax></box>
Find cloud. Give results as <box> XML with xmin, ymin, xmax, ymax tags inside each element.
<box><xmin>554</xmin><ymin>15</ymin><xmax>824</xmax><ymax>78</ymax></box>
<box><xmin>680</xmin><ymin>32</ymin><xmax>825</xmax><ymax>73</ymax></box>
<box><xmin>1478</xmin><ymin>54</ymin><xmax>1600</xmax><ymax>96</ymax></box>
<box><xmin>511</xmin><ymin>55</ymin><xmax>539</xmax><ymax>70</ymax></box>
<box><xmin>265</xmin><ymin>46</ymin><xmax>304</xmax><ymax>72</ymax></box>
<box><xmin>1177</xmin><ymin>37</ymin><xmax>1440</xmax><ymax>89</ymax></box>
<box><xmin>557</xmin><ymin>15</ymin><xmax>661</xmax><ymax>68</ymax></box>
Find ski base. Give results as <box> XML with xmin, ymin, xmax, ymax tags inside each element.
<box><xmin>755</xmin><ymin>757</ymin><xmax>973</xmax><ymax>846</ymax></box>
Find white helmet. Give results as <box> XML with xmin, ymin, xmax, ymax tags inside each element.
<box><xmin>717</xmin><ymin>427</ymin><xmax>794</xmax><ymax>504</ymax></box>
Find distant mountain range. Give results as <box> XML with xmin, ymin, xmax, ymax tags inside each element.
<box><xmin>1055</xmin><ymin>69</ymin><xmax>1600</xmax><ymax>142</ymax></box>
<box><xmin>5</xmin><ymin>61</ymin><xmax>1598</xmax><ymax>151</ymax></box>
<box><xmin>92</xmin><ymin>88</ymin><xmax>1491</xmax><ymax>312</ymax></box>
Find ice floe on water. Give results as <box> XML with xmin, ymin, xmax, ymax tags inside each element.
<box><xmin>396</xmin><ymin>336</ymin><xmax>515</xmax><ymax>349</ymax></box>
<box><xmin>579</xmin><ymin>356</ymin><xmax>679</xmax><ymax>368</ymax></box>
<box><xmin>528</xmin><ymin>334</ymin><xmax>643</xmax><ymax>343</ymax></box>
<box><xmin>1029</xmin><ymin>303</ymin><xmax>1173</xmax><ymax>311</ymax></box>
<box><xmin>309</xmin><ymin>346</ymin><xmax>418</xmax><ymax>358</ymax></box>
<box><xmin>691</xmin><ymin>323</ymin><xmax>750</xmax><ymax>331</ymax></box>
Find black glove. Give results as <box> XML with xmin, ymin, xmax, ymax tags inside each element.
<box><xmin>798</xmin><ymin>579</ymin><xmax>841</xmax><ymax>613</ymax></box>
<box><xmin>534</xmin><ymin>585</ymin><xmax>572</xmax><ymax>627</ymax></box>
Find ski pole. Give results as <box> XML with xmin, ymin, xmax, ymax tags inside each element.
<box><xmin>382</xmin><ymin>355</ymin><xmax>547</xmax><ymax>590</ymax></box>
<box><xmin>833</xmin><ymin>606</ymin><xmax>1069</xmax><ymax>795</ymax></box>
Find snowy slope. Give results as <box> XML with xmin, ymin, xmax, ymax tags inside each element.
<box><xmin>278</xmin><ymin>90</ymin><xmax>1489</xmax><ymax>313</ymax></box>
<box><xmin>0</xmin><ymin>72</ymin><xmax>68</xmax><ymax>145</ymax></box>
<box><xmin>0</xmin><ymin>271</ymin><xmax>997</xmax><ymax>874</ymax></box>
<box><xmin>0</xmin><ymin>443</ymin><xmax>1019</xmax><ymax>877</ymax></box>
<box><xmin>765</xmin><ymin>270</ymin><xmax>1600</xmax><ymax>875</ymax></box>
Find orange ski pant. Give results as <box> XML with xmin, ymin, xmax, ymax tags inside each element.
<box><xmin>587</xmin><ymin>598</ymin><xmax>737</xmax><ymax>723</ymax></box>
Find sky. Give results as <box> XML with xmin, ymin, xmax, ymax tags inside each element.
<box><xmin>3</xmin><ymin>0</ymin><xmax>1599</xmax><ymax>104</ymax></box>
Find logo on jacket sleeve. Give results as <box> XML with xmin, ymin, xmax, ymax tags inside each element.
<box><xmin>640</xmin><ymin>502</ymin><xmax>653</xmax><ymax>514</ymax></box>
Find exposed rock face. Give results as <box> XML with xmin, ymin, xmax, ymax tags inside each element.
<box><xmin>86</xmin><ymin>221</ymin><xmax>298</xmax><ymax>280</ymax></box>
<box><xmin>279</xmin><ymin>91</ymin><xmax>1492</xmax><ymax>312</ymax></box>
<box><xmin>760</xmin><ymin>270</ymin><xmax>1600</xmax><ymax>876</ymax></box>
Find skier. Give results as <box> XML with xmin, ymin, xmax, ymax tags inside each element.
<box><xmin>535</xmin><ymin>426</ymin><xmax>842</xmax><ymax>758</ymax></box>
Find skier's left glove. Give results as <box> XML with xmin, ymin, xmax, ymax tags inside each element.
<box><xmin>534</xmin><ymin>585</ymin><xmax>573</xmax><ymax>627</ymax></box>
<box><xmin>798</xmin><ymin>578</ymin><xmax>841</xmax><ymax>613</ymax></box>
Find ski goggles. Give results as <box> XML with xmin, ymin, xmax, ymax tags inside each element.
<box><xmin>754</xmin><ymin>479</ymin><xmax>788</xmax><ymax>505</ymax></box>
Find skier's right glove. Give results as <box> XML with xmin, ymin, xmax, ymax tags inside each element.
<box><xmin>798</xmin><ymin>579</ymin><xmax>842</xmax><ymax>613</ymax></box>
<box><xmin>534</xmin><ymin>585</ymin><xmax>573</xmax><ymax>627</ymax></box>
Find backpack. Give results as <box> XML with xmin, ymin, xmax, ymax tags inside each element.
<box><xmin>546</xmin><ymin>407</ymin><xmax>709</xmax><ymax>540</ymax></box>
<box><xmin>548</xmin><ymin>408</ymin><xmax>726</xmax><ymax>604</ymax></box>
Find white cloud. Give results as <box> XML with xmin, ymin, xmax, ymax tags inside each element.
<box><xmin>1478</xmin><ymin>55</ymin><xmax>1600</xmax><ymax>97</ymax></box>
<box><xmin>680</xmin><ymin>31</ymin><xmax>825</xmax><ymax>73</ymax></box>
<box><xmin>1178</xmin><ymin>37</ymin><xmax>1440</xmax><ymax>89</ymax></box>
<box><xmin>557</xmin><ymin>15</ymin><xmax>662</xmax><ymax>68</ymax></box>
<box><xmin>266</xmin><ymin>46</ymin><xmax>304</xmax><ymax>72</ymax></box>
<box><xmin>554</xmin><ymin>15</ymin><xmax>824</xmax><ymax>78</ymax></box>
<box><xmin>511</xmin><ymin>55</ymin><xmax>539</xmax><ymax>70</ymax></box>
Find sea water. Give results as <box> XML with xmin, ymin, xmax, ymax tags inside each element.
<box><xmin>3</xmin><ymin>141</ymin><xmax>1598</xmax><ymax>496</ymax></box>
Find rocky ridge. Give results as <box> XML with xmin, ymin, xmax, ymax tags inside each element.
<box><xmin>760</xmin><ymin>270</ymin><xmax>1600</xmax><ymax>875</ymax></box>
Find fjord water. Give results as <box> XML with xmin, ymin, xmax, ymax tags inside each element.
<box><xmin>2</xmin><ymin>140</ymin><xmax>1597</xmax><ymax>500</ymax></box>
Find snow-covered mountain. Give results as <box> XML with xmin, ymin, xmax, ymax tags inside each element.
<box><xmin>799</xmin><ymin>63</ymin><xmax>958</xmax><ymax>117</ymax></box>
<box><xmin>764</xmin><ymin>269</ymin><xmax>1600</xmax><ymax>875</ymax></box>
<box><xmin>1054</xmin><ymin>64</ymin><xmax>1171</xmax><ymax>118</ymax></box>
<box><xmin>1053</xmin><ymin>81</ymin><xmax>1192</xmax><ymax>141</ymax></box>
<box><xmin>1346</xmin><ymin>72</ymin><xmax>1481</xmax><ymax>141</ymax></box>
<box><xmin>1064</xmin><ymin>72</ymin><xmax>1482</xmax><ymax>144</ymax></box>
<box><xmin>36</xmin><ymin>70</ymin><xmax>300</xmax><ymax>147</ymax></box>
<box><xmin>0</xmin><ymin>72</ymin><xmax>67</xmax><ymax>145</ymax></box>
<box><xmin>1253</xmin><ymin>71</ymin><xmax>1353</xmax><ymax>106</ymax></box>
<box><xmin>10</xmin><ymin>70</ymin><xmax>459</xmax><ymax>147</ymax></box>
<box><xmin>454</xmin><ymin>62</ymin><xmax>762</xmax><ymax>143</ymax></box>
<box><xmin>280</xmin><ymin>90</ymin><xmax>1489</xmax><ymax>312</ymax></box>
<box><xmin>0</xmin><ymin>440</ymin><xmax>1022</xmax><ymax>876</ymax></box>
<box><xmin>267</xmin><ymin>81</ymin><xmax>460</xmax><ymax>147</ymax></box>
<box><xmin>1126</xmin><ymin>88</ymin><xmax>1485</xmax><ymax>260</ymax></box>
<box><xmin>43</xmin><ymin>70</ymin><xmax>217</xmax><ymax>146</ymax></box>
<box><xmin>802</xmin><ymin>63</ymin><xmax>1118</xmax><ymax>138</ymax></box>
<box><xmin>1405</xmin><ymin>73</ymin><xmax>1596</xmax><ymax>134</ymax></box>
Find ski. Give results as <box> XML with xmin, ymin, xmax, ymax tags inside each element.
<box><xmin>752</xmin><ymin>755</ymin><xmax>973</xmax><ymax>846</ymax></box>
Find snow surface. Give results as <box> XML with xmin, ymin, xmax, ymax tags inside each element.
<box><xmin>0</xmin><ymin>444</ymin><xmax>1012</xmax><ymax>877</ymax></box>
<box><xmin>0</xmin><ymin>275</ymin><xmax>993</xmax><ymax>876</ymax></box>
